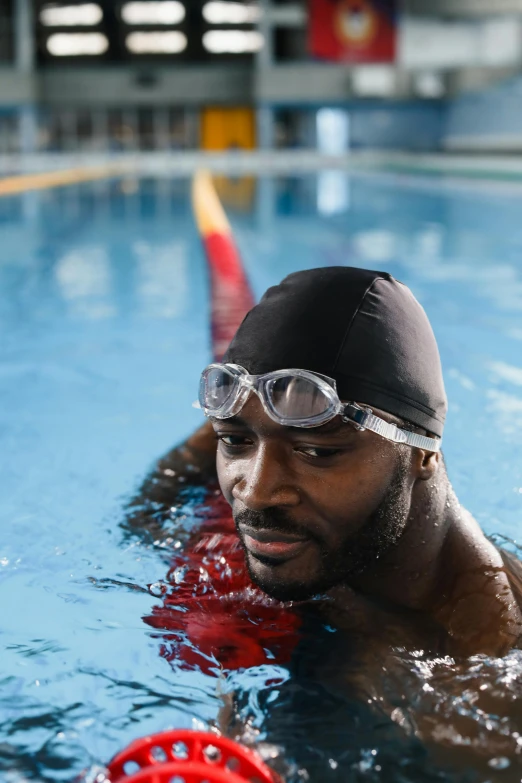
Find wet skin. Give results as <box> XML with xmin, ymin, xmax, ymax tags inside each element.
<box><xmin>126</xmin><ymin>408</ymin><xmax>522</xmax><ymax>778</ymax></box>
<box><xmin>210</xmin><ymin>395</ymin><xmax>522</xmax><ymax>656</ymax></box>
<box><xmin>126</xmin><ymin>405</ymin><xmax>522</xmax><ymax>777</ymax></box>
<box><xmin>212</xmin><ymin>396</ymin><xmax>415</xmax><ymax>600</ymax></box>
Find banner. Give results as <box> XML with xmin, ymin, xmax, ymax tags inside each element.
<box><xmin>309</xmin><ymin>0</ymin><xmax>397</xmax><ymax>63</ymax></box>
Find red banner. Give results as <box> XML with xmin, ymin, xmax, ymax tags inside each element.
<box><xmin>309</xmin><ymin>0</ymin><xmax>397</xmax><ymax>63</ymax></box>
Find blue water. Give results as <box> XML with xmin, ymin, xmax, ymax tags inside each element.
<box><xmin>1</xmin><ymin>173</ymin><xmax>522</xmax><ymax>783</ymax></box>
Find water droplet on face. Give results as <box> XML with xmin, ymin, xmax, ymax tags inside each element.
<box><xmin>488</xmin><ymin>757</ymin><xmax>510</xmax><ymax>770</ymax></box>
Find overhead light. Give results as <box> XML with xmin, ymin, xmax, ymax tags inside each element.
<box><xmin>121</xmin><ymin>1</ymin><xmax>185</xmax><ymax>25</ymax></box>
<box><xmin>40</xmin><ymin>3</ymin><xmax>103</xmax><ymax>26</ymax></box>
<box><xmin>202</xmin><ymin>29</ymin><xmax>263</xmax><ymax>53</ymax></box>
<box><xmin>46</xmin><ymin>32</ymin><xmax>109</xmax><ymax>55</ymax></box>
<box><xmin>126</xmin><ymin>30</ymin><xmax>187</xmax><ymax>53</ymax></box>
<box><xmin>202</xmin><ymin>2</ymin><xmax>261</xmax><ymax>24</ymax></box>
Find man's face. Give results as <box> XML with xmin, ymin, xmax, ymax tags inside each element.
<box><xmin>212</xmin><ymin>394</ymin><xmax>416</xmax><ymax>602</ymax></box>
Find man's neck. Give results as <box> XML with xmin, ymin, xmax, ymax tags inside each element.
<box><xmin>347</xmin><ymin>470</ymin><xmax>455</xmax><ymax>612</ymax></box>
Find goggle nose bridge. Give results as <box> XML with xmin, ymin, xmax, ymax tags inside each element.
<box><xmin>235</xmin><ymin>376</ymin><xmax>271</xmax><ymax>411</ymax></box>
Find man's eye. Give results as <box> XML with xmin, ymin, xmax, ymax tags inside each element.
<box><xmin>297</xmin><ymin>446</ymin><xmax>343</xmax><ymax>459</ymax></box>
<box><xmin>218</xmin><ymin>435</ymin><xmax>250</xmax><ymax>448</ymax></box>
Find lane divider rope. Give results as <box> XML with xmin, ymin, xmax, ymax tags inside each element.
<box><xmin>0</xmin><ymin>165</ymin><xmax>127</xmax><ymax>196</ymax></box>
<box><xmin>192</xmin><ymin>170</ymin><xmax>255</xmax><ymax>361</ymax></box>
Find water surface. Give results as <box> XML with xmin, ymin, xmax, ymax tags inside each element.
<box><xmin>1</xmin><ymin>174</ymin><xmax>522</xmax><ymax>782</ymax></box>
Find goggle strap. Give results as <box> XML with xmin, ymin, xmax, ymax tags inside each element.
<box><xmin>342</xmin><ymin>404</ymin><xmax>441</xmax><ymax>453</ymax></box>
<box><xmin>401</xmin><ymin>430</ymin><xmax>441</xmax><ymax>453</ymax></box>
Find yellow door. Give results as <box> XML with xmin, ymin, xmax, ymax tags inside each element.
<box><xmin>201</xmin><ymin>107</ymin><xmax>256</xmax><ymax>151</ymax></box>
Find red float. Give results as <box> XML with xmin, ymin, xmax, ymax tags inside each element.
<box><xmin>107</xmin><ymin>729</ymin><xmax>278</xmax><ymax>783</ymax></box>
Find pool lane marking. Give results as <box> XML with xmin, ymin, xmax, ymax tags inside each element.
<box><xmin>192</xmin><ymin>170</ymin><xmax>255</xmax><ymax>361</ymax></box>
<box><xmin>192</xmin><ymin>169</ymin><xmax>231</xmax><ymax>238</ymax></box>
<box><xmin>0</xmin><ymin>166</ymin><xmax>126</xmax><ymax>196</ymax></box>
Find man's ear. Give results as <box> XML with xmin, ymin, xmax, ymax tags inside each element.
<box><xmin>413</xmin><ymin>448</ymin><xmax>440</xmax><ymax>481</ymax></box>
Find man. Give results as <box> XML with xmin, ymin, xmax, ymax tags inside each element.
<box><xmin>135</xmin><ymin>266</ymin><xmax>522</xmax><ymax>658</ymax></box>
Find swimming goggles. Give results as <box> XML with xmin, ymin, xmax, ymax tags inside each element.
<box><xmin>198</xmin><ymin>363</ymin><xmax>441</xmax><ymax>452</ymax></box>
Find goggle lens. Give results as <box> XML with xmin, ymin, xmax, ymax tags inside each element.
<box><xmin>199</xmin><ymin>365</ymin><xmax>337</xmax><ymax>425</ymax></box>
<box><xmin>199</xmin><ymin>366</ymin><xmax>238</xmax><ymax>412</ymax></box>
<box><xmin>266</xmin><ymin>375</ymin><xmax>333</xmax><ymax>421</ymax></box>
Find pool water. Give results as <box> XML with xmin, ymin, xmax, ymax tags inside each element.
<box><xmin>1</xmin><ymin>173</ymin><xmax>522</xmax><ymax>783</ymax></box>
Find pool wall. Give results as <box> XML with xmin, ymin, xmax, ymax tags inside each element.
<box><xmin>444</xmin><ymin>74</ymin><xmax>522</xmax><ymax>151</ymax></box>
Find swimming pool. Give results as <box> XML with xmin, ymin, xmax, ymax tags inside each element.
<box><xmin>1</xmin><ymin>172</ymin><xmax>522</xmax><ymax>782</ymax></box>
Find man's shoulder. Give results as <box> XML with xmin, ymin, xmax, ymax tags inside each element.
<box><xmin>495</xmin><ymin>544</ymin><xmax>522</xmax><ymax>649</ymax></box>
<box><xmin>433</xmin><ymin>519</ymin><xmax>522</xmax><ymax>654</ymax></box>
<box><xmin>498</xmin><ymin>545</ymin><xmax>522</xmax><ymax>609</ymax></box>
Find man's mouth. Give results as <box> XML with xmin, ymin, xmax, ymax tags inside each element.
<box><xmin>238</xmin><ymin>525</ymin><xmax>311</xmax><ymax>562</ymax></box>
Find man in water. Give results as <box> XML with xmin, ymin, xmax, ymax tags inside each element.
<box><xmin>139</xmin><ymin>267</ymin><xmax>522</xmax><ymax>657</ymax></box>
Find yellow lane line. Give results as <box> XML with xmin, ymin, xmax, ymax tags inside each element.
<box><xmin>191</xmin><ymin>169</ymin><xmax>231</xmax><ymax>238</ymax></box>
<box><xmin>0</xmin><ymin>166</ymin><xmax>126</xmax><ymax>197</ymax></box>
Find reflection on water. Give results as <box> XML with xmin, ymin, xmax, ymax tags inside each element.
<box><xmin>1</xmin><ymin>174</ymin><xmax>522</xmax><ymax>781</ymax></box>
<box><xmin>134</xmin><ymin>240</ymin><xmax>188</xmax><ymax>320</ymax></box>
<box><xmin>317</xmin><ymin>170</ymin><xmax>350</xmax><ymax>216</ymax></box>
<box><xmin>55</xmin><ymin>246</ymin><xmax>115</xmax><ymax>320</ymax></box>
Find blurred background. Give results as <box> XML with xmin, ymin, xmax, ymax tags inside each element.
<box><xmin>2</xmin><ymin>0</ymin><xmax>522</xmax><ymax>170</ymax></box>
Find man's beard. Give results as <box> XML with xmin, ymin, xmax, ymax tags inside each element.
<box><xmin>234</xmin><ymin>455</ymin><xmax>411</xmax><ymax>602</ymax></box>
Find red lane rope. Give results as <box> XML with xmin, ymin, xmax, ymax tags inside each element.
<box><xmin>143</xmin><ymin>491</ymin><xmax>302</xmax><ymax>673</ymax></box>
<box><xmin>205</xmin><ymin>231</ymin><xmax>254</xmax><ymax>361</ymax></box>
<box><xmin>192</xmin><ymin>170</ymin><xmax>255</xmax><ymax>360</ymax></box>
<box><xmin>142</xmin><ymin>173</ymin><xmax>301</xmax><ymax>675</ymax></box>
<box><xmin>100</xmin><ymin>176</ymin><xmax>291</xmax><ymax>783</ymax></box>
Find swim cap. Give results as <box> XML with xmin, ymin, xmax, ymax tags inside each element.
<box><xmin>223</xmin><ymin>267</ymin><xmax>447</xmax><ymax>437</ymax></box>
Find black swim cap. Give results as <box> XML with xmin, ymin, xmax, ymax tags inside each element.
<box><xmin>223</xmin><ymin>267</ymin><xmax>447</xmax><ymax>437</ymax></box>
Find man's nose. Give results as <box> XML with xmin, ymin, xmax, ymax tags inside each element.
<box><xmin>232</xmin><ymin>442</ymin><xmax>300</xmax><ymax>511</ymax></box>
